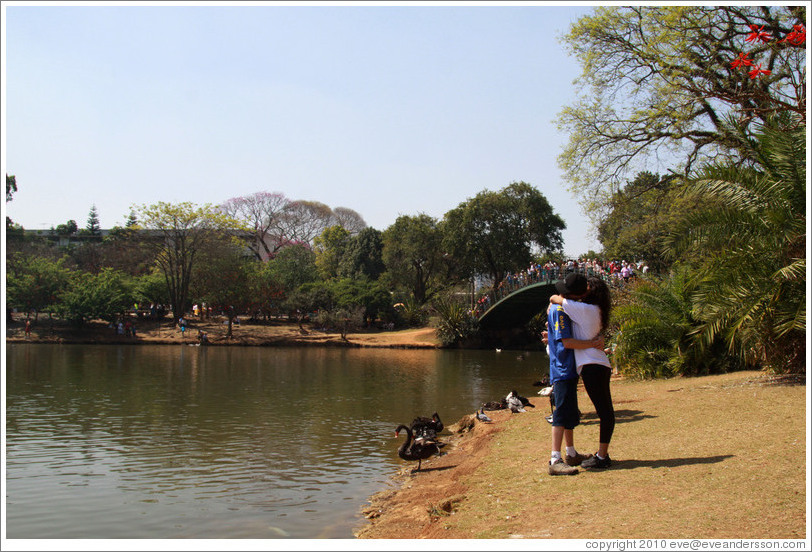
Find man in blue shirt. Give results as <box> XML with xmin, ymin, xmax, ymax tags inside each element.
<box><xmin>546</xmin><ymin>272</ymin><xmax>592</xmax><ymax>475</ymax></box>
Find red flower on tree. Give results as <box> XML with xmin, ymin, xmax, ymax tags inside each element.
<box><xmin>745</xmin><ymin>24</ymin><xmax>773</xmax><ymax>43</ymax></box>
<box><xmin>782</xmin><ymin>24</ymin><xmax>806</xmax><ymax>47</ymax></box>
<box><xmin>731</xmin><ymin>52</ymin><xmax>755</xmax><ymax>68</ymax></box>
<box><xmin>748</xmin><ymin>64</ymin><xmax>772</xmax><ymax>79</ymax></box>
<box><xmin>731</xmin><ymin>22</ymin><xmax>804</xmax><ymax>78</ymax></box>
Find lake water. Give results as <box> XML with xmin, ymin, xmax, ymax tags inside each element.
<box><xmin>5</xmin><ymin>343</ymin><xmax>546</xmax><ymax>539</ymax></box>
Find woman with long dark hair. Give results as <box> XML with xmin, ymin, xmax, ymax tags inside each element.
<box><xmin>549</xmin><ymin>276</ymin><xmax>615</xmax><ymax>469</ymax></box>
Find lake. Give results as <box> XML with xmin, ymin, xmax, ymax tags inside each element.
<box><xmin>5</xmin><ymin>343</ymin><xmax>546</xmax><ymax>539</ymax></box>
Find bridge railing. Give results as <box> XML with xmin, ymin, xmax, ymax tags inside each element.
<box><xmin>472</xmin><ymin>265</ymin><xmax>631</xmax><ymax>319</ymax></box>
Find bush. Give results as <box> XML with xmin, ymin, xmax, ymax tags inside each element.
<box><xmin>433</xmin><ymin>296</ymin><xmax>479</xmax><ymax>347</ymax></box>
<box><xmin>613</xmin><ymin>268</ymin><xmax>744</xmax><ymax>379</ymax></box>
<box><xmin>57</xmin><ymin>268</ymin><xmax>134</xmax><ymax>326</ymax></box>
<box><xmin>314</xmin><ymin>306</ymin><xmax>366</xmax><ymax>340</ymax></box>
<box><xmin>393</xmin><ymin>299</ymin><xmax>429</xmax><ymax>328</ymax></box>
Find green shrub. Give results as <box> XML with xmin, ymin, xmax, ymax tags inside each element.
<box><xmin>433</xmin><ymin>296</ymin><xmax>479</xmax><ymax>347</ymax></box>
<box><xmin>613</xmin><ymin>268</ymin><xmax>743</xmax><ymax>379</ymax></box>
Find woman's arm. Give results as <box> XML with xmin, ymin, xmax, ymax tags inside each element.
<box><xmin>549</xmin><ymin>294</ymin><xmax>564</xmax><ymax>305</ymax></box>
<box><xmin>561</xmin><ymin>335</ymin><xmax>605</xmax><ymax>350</ymax></box>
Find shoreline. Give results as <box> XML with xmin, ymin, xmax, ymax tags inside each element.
<box><xmin>5</xmin><ymin>316</ymin><xmax>442</xmax><ymax>349</ymax></box>
<box><xmin>353</xmin><ymin>370</ymin><xmax>806</xmax><ymax>539</ymax></box>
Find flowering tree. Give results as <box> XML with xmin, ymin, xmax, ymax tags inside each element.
<box><xmin>726</xmin><ymin>22</ymin><xmax>806</xmax><ymax>118</ymax></box>
<box><xmin>557</xmin><ymin>5</ymin><xmax>806</xmax><ymax>219</ymax></box>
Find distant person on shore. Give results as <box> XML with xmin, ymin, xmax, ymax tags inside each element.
<box><xmin>549</xmin><ymin>276</ymin><xmax>615</xmax><ymax>469</ymax></box>
<box><xmin>545</xmin><ymin>272</ymin><xmax>595</xmax><ymax>476</ymax></box>
<box><xmin>24</xmin><ymin>319</ymin><xmax>32</xmax><ymax>339</ymax></box>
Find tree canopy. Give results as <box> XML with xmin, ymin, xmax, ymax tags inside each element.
<box><xmin>313</xmin><ymin>225</ymin><xmax>351</xmax><ymax>280</ymax></box>
<box><xmin>441</xmin><ymin>181</ymin><xmax>565</xmax><ymax>285</ymax></box>
<box><xmin>382</xmin><ymin>214</ymin><xmax>448</xmax><ymax>305</ymax></box>
<box><xmin>557</xmin><ymin>5</ymin><xmax>806</xmax><ymax>220</ymax></box>
<box><xmin>597</xmin><ymin>172</ymin><xmax>707</xmax><ymax>272</ymax></box>
<box><xmin>137</xmin><ymin>201</ymin><xmax>238</xmax><ymax>321</ymax></box>
<box><xmin>338</xmin><ymin>227</ymin><xmax>385</xmax><ymax>281</ymax></box>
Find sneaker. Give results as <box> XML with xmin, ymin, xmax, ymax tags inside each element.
<box><xmin>548</xmin><ymin>459</ymin><xmax>579</xmax><ymax>476</ymax></box>
<box><xmin>565</xmin><ymin>452</ymin><xmax>592</xmax><ymax>466</ymax></box>
<box><xmin>581</xmin><ymin>454</ymin><xmax>612</xmax><ymax>469</ymax></box>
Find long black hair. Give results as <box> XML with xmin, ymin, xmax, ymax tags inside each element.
<box><xmin>583</xmin><ymin>277</ymin><xmax>611</xmax><ymax>331</ymax></box>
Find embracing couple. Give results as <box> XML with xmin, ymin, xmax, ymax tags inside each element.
<box><xmin>544</xmin><ymin>272</ymin><xmax>615</xmax><ymax>476</ymax></box>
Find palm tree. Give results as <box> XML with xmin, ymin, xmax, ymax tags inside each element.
<box><xmin>668</xmin><ymin>115</ymin><xmax>806</xmax><ymax>374</ymax></box>
<box><xmin>612</xmin><ymin>266</ymin><xmax>742</xmax><ymax>379</ymax></box>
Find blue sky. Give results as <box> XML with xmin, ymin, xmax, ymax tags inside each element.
<box><xmin>3</xmin><ymin>1</ymin><xmax>600</xmax><ymax>256</ymax></box>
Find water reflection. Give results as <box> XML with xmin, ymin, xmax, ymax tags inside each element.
<box><xmin>6</xmin><ymin>344</ymin><xmax>545</xmax><ymax>538</ymax></box>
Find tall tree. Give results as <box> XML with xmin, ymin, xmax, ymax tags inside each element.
<box><xmin>338</xmin><ymin>227</ymin><xmax>385</xmax><ymax>280</ymax></box>
<box><xmin>57</xmin><ymin>268</ymin><xmax>133</xmax><ymax>326</ymax></box>
<box><xmin>55</xmin><ymin>220</ymin><xmax>78</xmax><ymax>235</ymax></box>
<box><xmin>557</xmin><ymin>5</ymin><xmax>806</xmax><ymax>220</ymax></box>
<box><xmin>278</xmin><ymin>200</ymin><xmax>334</xmax><ymax>246</ymax></box>
<box><xmin>313</xmin><ymin>225</ymin><xmax>351</xmax><ymax>280</ymax></box>
<box><xmin>125</xmin><ymin>210</ymin><xmax>138</xmax><ymax>228</ymax></box>
<box><xmin>382</xmin><ymin>214</ymin><xmax>447</xmax><ymax>305</ymax></box>
<box><xmin>332</xmin><ymin>206</ymin><xmax>367</xmax><ymax>235</ymax></box>
<box><xmin>137</xmin><ymin>201</ymin><xmax>237</xmax><ymax>322</ymax></box>
<box><xmin>597</xmin><ymin>172</ymin><xmax>708</xmax><ymax>272</ymax></box>
<box><xmin>86</xmin><ymin>204</ymin><xmax>101</xmax><ymax>235</ymax></box>
<box><xmin>6</xmin><ymin>173</ymin><xmax>18</xmax><ymax>230</ymax></box>
<box><xmin>6</xmin><ymin>173</ymin><xmax>17</xmax><ymax>202</ymax></box>
<box><xmin>220</xmin><ymin>192</ymin><xmax>290</xmax><ymax>260</ymax></box>
<box><xmin>6</xmin><ymin>253</ymin><xmax>72</xmax><ymax>320</ymax></box>
<box><xmin>441</xmin><ymin>181</ymin><xmax>565</xmax><ymax>285</ymax></box>
<box><xmin>266</xmin><ymin>243</ymin><xmax>318</xmax><ymax>293</ymax></box>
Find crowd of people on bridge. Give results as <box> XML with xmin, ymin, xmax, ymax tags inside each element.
<box><xmin>471</xmin><ymin>258</ymin><xmax>649</xmax><ymax>317</ymax></box>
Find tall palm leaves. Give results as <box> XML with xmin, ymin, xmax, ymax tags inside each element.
<box><xmin>668</xmin><ymin>116</ymin><xmax>806</xmax><ymax>373</ymax></box>
<box><xmin>613</xmin><ymin>267</ymin><xmax>743</xmax><ymax>379</ymax></box>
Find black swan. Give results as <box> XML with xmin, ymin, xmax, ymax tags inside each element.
<box><xmin>395</xmin><ymin>424</ymin><xmax>440</xmax><ymax>471</ymax></box>
<box><xmin>410</xmin><ymin>412</ymin><xmax>443</xmax><ymax>441</ymax></box>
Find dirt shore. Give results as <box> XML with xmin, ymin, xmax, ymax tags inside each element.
<box><xmin>355</xmin><ymin>370</ymin><xmax>806</xmax><ymax>540</ymax></box>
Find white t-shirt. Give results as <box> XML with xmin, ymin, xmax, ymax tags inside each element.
<box><xmin>561</xmin><ymin>298</ymin><xmax>611</xmax><ymax>371</ymax></box>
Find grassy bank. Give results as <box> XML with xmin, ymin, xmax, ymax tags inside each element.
<box><xmin>356</xmin><ymin>370</ymin><xmax>807</xmax><ymax>540</ymax></box>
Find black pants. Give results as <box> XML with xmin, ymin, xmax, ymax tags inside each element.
<box><xmin>581</xmin><ymin>364</ymin><xmax>615</xmax><ymax>444</ymax></box>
